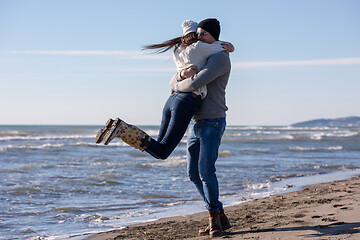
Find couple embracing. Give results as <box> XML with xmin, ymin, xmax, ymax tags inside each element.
<box><xmin>96</xmin><ymin>18</ymin><xmax>233</xmax><ymax>237</ymax></box>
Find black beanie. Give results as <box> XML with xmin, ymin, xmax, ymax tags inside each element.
<box><xmin>197</xmin><ymin>18</ymin><xmax>220</xmax><ymax>40</ymax></box>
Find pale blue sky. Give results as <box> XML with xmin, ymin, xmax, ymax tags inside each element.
<box><xmin>1</xmin><ymin>0</ymin><xmax>359</xmax><ymax>125</ymax></box>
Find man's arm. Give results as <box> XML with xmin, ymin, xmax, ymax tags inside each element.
<box><xmin>171</xmin><ymin>52</ymin><xmax>230</xmax><ymax>92</ymax></box>
<box><xmin>169</xmin><ymin>66</ymin><xmax>198</xmax><ymax>89</ymax></box>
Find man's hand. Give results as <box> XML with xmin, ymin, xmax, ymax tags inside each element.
<box><xmin>221</xmin><ymin>42</ymin><xmax>235</xmax><ymax>53</ymax></box>
<box><xmin>180</xmin><ymin>66</ymin><xmax>198</xmax><ymax>79</ymax></box>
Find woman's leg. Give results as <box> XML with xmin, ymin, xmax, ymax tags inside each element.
<box><xmin>145</xmin><ymin>92</ymin><xmax>201</xmax><ymax>159</ymax></box>
<box><xmin>102</xmin><ymin>94</ymin><xmax>175</xmax><ymax>153</ymax></box>
<box><xmin>156</xmin><ymin>94</ymin><xmax>174</xmax><ymax>143</ymax></box>
<box><xmin>103</xmin><ymin>92</ymin><xmax>200</xmax><ymax>159</ymax></box>
<box><xmin>144</xmin><ymin>94</ymin><xmax>174</xmax><ymax>159</ymax></box>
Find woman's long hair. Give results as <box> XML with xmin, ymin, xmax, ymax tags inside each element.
<box><xmin>143</xmin><ymin>32</ymin><xmax>198</xmax><ymax>53</ymax></box>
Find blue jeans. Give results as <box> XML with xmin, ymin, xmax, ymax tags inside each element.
<box><xmin>145</xmin><ymin>92</ymin><xmax>201</xmax><ymax>159</ymax></box>
<box><xmin>186</xmin><ymin>118</ymin><xmax>226</xmax><ymax>212</ymax></box>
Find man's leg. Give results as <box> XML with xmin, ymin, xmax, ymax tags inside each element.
<box><xmin>188</xmin><ymin>119</ymin><xmax>230</xmax><ymax>236</ymax></box>
<box><xmin>197</xmin><ymin>118</ymin><xmax>226</xmax><ymax>212</ymax></box>
<box><xmin>187</xmin><ymin>120</ymin><xmax>206</xmax><ymax>201</ymax></box>
<box><xmin>197</xmin><ymin>118</ymin><xmax>226</xmax><ymax>237</ymax></box>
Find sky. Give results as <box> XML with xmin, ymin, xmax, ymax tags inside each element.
<box><xmin>0</xmin><ymin>0</ymin><xmax>359</xmax><ymax>126</ymax></box>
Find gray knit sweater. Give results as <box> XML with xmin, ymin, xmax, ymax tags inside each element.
<box><xmin>170</xmin><ymin>51</ymin><xmax>231</xmax><ymax>120</ymax></box>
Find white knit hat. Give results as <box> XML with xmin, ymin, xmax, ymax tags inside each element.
<box><xmin>182</xmin><ymin>20</ymin><xmax>198</xmax><ymax>36</ymax></box>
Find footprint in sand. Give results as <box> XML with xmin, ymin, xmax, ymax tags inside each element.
<box><xmin>322</xmin><ymin>217</ymin><xmax>337</xmax><ymax>222</ymax></box>
<box><xmin>294</xmin><ymin>213</ymin><xmax>306</xmax><ymax>218</ymax></box>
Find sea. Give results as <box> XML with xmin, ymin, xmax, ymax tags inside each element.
<box><xmin>1</xmin><ymin>124</ymin><xmax>360</xmax><ymax>240</ymax></box>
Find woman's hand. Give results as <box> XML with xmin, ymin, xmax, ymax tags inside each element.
<box><xmin>180</xmin><ymin>66</ymin><xmax>198</xmax><ymax>79</ymax></box>
<box><xmin>222</xmin><ymin>42</ymin><xmax>235</xmax><ymax>53</ymax></box>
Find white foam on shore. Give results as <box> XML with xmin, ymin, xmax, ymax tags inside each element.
<box><xmin>223</xmin><ymin>169</ymin><xmax>360</xmax><ymax>207</ymax></box>
<box><xmin>274</xmin><ymin>169</ymin><xmax>360</xmax><ymax>192</ymax></box>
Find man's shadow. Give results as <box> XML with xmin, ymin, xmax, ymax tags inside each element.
<box><xmin>226</xmin><ymin>222</ymin><xmax>360</xmax><ymax>238</ymax></box>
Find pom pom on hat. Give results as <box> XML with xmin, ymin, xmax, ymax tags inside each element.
<box><xmin>197</xmin><ymin>18</ymin><xmax>220</xmax><ymax>40</ymax></box>
<box><xmin>182</xmin><ymin>20</ymin><xmax>198</xmax><ymax>36</ymax></box>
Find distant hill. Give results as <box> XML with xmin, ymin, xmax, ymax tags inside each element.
<box><xmin>291</xmin><ymin>116</ymin><xmax>360</xmax><ymax>127</ymax></box>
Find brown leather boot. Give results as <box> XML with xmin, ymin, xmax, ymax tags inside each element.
<box><xmin>199</xmin><ymin>209</ymin><xmax>231</xmax><ymax>235</ymax></box>
<box><xmin>209</xmin><ymin>211</ymin><xmax>223</xmax><ymax>237</ymax></box>
<box><xmin>219</xmin><ymin>209</ymin><xmax>231</xmax><ymax>230</ymax></box>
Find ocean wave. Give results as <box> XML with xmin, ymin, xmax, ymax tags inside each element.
<box><xmin>222</xmin><ymin>133</ymin><xmax>294</xmax><ymax>142</ymax></box>
<box><xmin>239</xmin><ymin>149</ymin><xmax>271</xmax><ymax>155</ymax></box>
<box><xmin>226</xmin><ymin>126</ymin><xmax>265</xmax><ymax>130</ymax></box>
<box><xmin>309</xmin><ymin>130</ymin><xmax>358</xmax><ymax>140</ymax></box>
<box><xmin>0</xmin><ymin>143</ymin><xmax>65</xmax><ymax>152</ymax></box>
<box><xmin>218</xmin><ymin>150</ymin><xmax>234</xmax><ymax>157</ymax></box>
<box><xmin>18</xmin><ymin>163</ymin><xmax>38</xmax><ymax>171</ymax></box>
<box><xmin>313</xmin><ymin>164</ymin><xmax>358</xmax><ymax>170</ymax></box>
<box><xmin>98</xmin><ymin>172</ymin><xmax>120</xmax><ymax>180</ymax></box>
<box><xmin>225</xmin><ymin>126</ymin><xmax>343</xmax><ymax>131</ymax></box>
<box><xmin>5</xmin><ymin>186</ymin><xmax>42</xmax><ymax>196</ymax></box>
<box><xmin>0</xmin><ymin>163</ymin><xmax>56</xmax><ymax>174</ymax></box>
<box><xmin>0</xmin><ymin>140</ymin><xmax>131</xmax><ymax>152</ymax></box>
<box><xmin>290</xmin><ymin>126</ymin><xmax>340</xmax><ymax>130</ymax></box>
<box><xmin>142</xmin><ymin>156</ymin><xmax>187</xmax><ymax>167</ymax></box>
<box><xmin>77</xmin><ymin>213</ymin><xmax>110</xmax><ymax>223</ymax></box>
<box><xmin>0</xmin><ymin>130</ymin><xmax>32</xmax><ymax>136</ymax></box>
<box><xmin>222</xmin><ymin>128</ymin><xmax>359</xmax><ymax>142</ymax></box>
<box><xmin>270</xmin><ymin>173</ymin><xmax>307</xmax><ymax>181</ymax></box>
<box><xmin>140</xmin><ymin>194</ymin><xmax>179</xmax><ymax>199</ymax></box>
<box><xmin>245</xmin><ymin>182</ymin><xmax>270</xmax><ymax>190</ymax></box>
<box><xmin>287</xmin><ymin>146</ymin><xmax>343</xmax><ymax>152</ymax></box>
<box><xmin>112</xmin><ymin>209</ymin><xmax>156</xmax><ymax>220</ymax></box>
<box><xmin>0</xmin><ymin>134</ymin><xmax>95</xmax><ymax>141</ymax></box>
<box><xmin>54</xmin><ymin>207</ymin><xmax>85</xmax><ymax>214</ymax></box>
<box><xmin>74</xmin><ymin>142</ymin><xmax>115</xmax><ymax>147</ymax></box>
<box><xmin>161</xmin><ymin>200</ymin><xmax>186</xmax><ymax>207</ymax></box>
<box><xmin>71</xmin><ymin>211</ymin><xmax>134</xmax><ymax>225</ymax></box>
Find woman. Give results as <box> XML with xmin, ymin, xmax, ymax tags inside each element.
<box><xmin>95</xmin><ymin>20</ymin><xmax>234</xmax><ymax>159</ymax></box>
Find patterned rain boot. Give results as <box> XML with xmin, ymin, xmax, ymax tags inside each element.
<box><xmin>95</xmin><ymin>118</ymin><xmax>114</xmax><ymax>143</ymax></box>
<box><xmin>103</xmin><ymin>118</ymin><xmax>151</xmax><ymax>151</ymax></box>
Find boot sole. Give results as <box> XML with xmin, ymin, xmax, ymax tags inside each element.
<box><xmin>95</xmin><ymin>118</ymin><xmax>114</xmax><ymax>143</ymax></box>
<box><xmin>199</xmin><ymin>225</ymin><xmax>231</xmax><ymax>236</ymax></box>
<box><xmin>103</xmin><ymin>118</ymin><xmax>122</xmax><ymax>145</ymax></box>
<box><xmin>222</xmin><ymin>224</ymin><xmax>231</xmax><ymax>230</ymax></box>
<box><xmin>210</xmin><ymin>231</ymin><xmax>224</xmax><ymax>237</ymax></box>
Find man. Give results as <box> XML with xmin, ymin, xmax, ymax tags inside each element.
<box><xmin>171</xmin><ymin>18</ymin><xmax>232</xmax><ymax>237</ymax></box>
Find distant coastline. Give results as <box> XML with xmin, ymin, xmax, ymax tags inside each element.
<box><xmin>292</xmin><ymin>116</ymin><xmax>360</xmax><ymax>127</ymax></box>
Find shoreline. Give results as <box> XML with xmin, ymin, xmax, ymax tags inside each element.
<box><xmin>86</xmin><ymin>175</ymin><xmax>360</xmax><ymax>240</ymax></box>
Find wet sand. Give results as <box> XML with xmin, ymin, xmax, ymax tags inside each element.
<box><xmin>87</xmin><ymin>175</ymin><xmax>360</xmax><ymax>239</ymax></box>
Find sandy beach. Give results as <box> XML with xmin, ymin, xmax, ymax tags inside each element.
<box><xmin>86</xmin><ymin>175</ymin><xmax>360</xmax><ymax>240</ymax></box>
